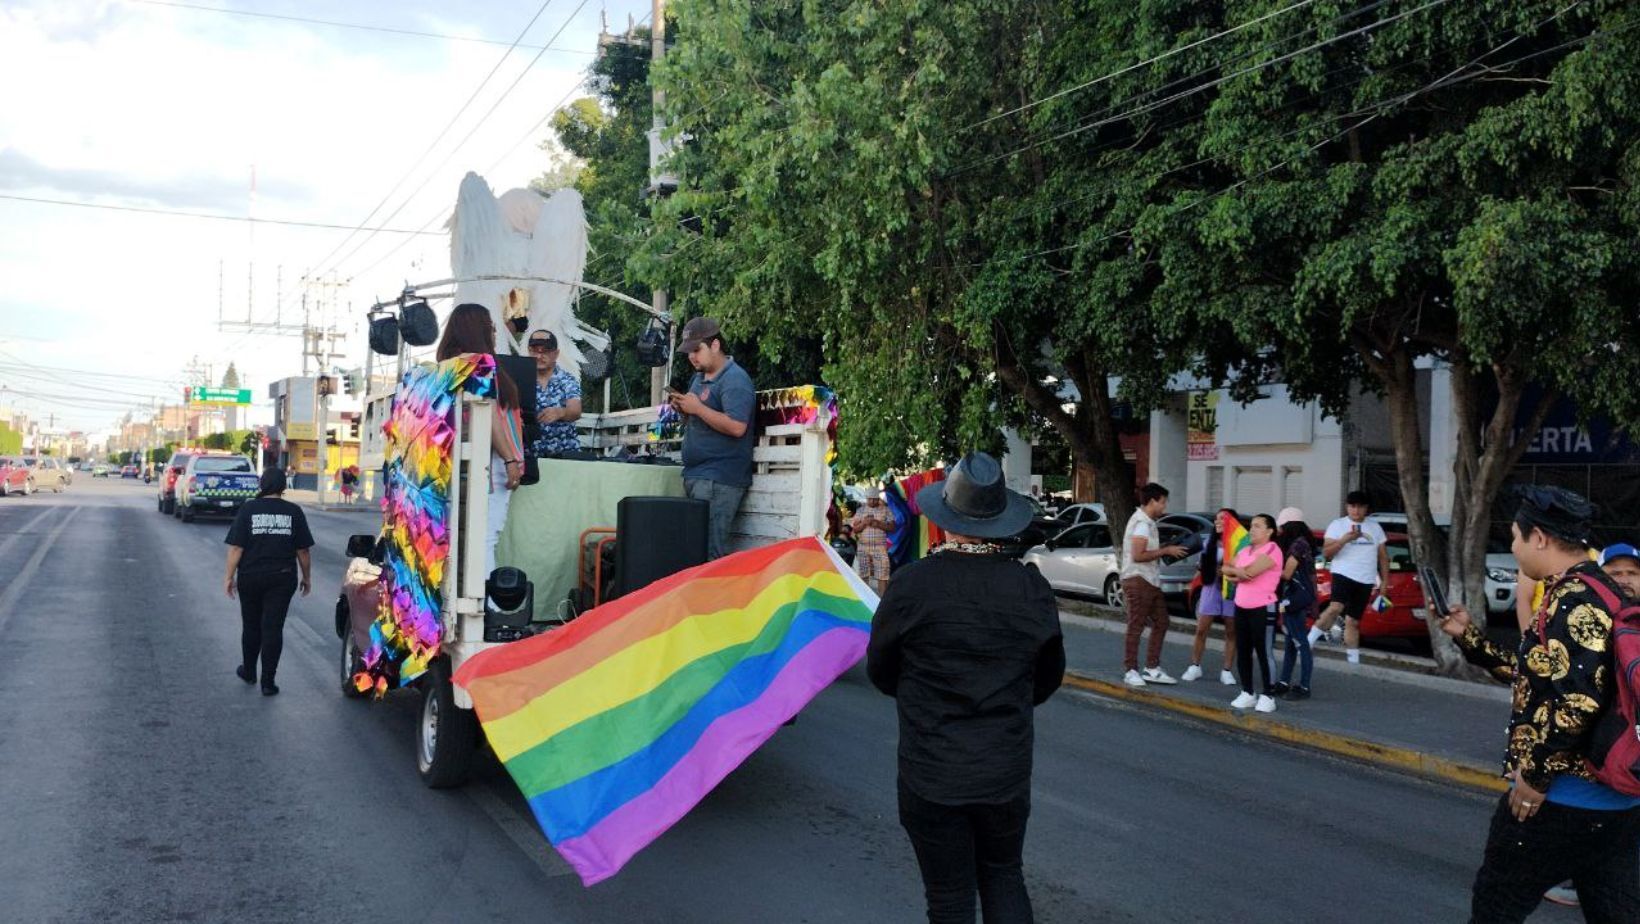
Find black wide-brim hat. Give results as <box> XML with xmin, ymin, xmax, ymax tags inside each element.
<box><xmin>915</xmin><ymin>452</ymin><xmax>1034</xmax><ymax>540</ymax></box>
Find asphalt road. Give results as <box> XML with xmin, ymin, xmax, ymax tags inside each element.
<box><xmin>0</xmin><ymin>478</ymin><xmax>1539</xmax><ymax>923</ymax></box>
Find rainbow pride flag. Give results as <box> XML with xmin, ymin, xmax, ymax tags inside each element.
<box><xmin>1220</xmin><ymin>514</ymin><xmax>1250</xmax><ymax>597</ymax></box>
<box><xmin>452</xmin><ymin>537</ymin><xmax>878</xmax><ymax>886</ymax></box>
<box><xmin>884</xmin><ymin>469</ymin><xmax>947</xmax><ymax>566</ymax></box>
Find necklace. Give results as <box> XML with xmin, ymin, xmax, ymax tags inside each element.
<box><xmin>931</xmin><ymin>540</ymin><xmax>1007</xmax><ymax>556</ymax></box>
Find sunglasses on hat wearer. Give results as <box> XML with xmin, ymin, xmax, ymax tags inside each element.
<box><xmin>528</xmin><ymin>339</ymin><xmax>557</xmax><ymax>353</ymax></box>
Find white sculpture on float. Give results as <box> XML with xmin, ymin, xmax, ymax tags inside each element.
<box><xmin>448</xmin><ymin>171</ymin><xmax>606</xmax><ymax>375</ymax></box>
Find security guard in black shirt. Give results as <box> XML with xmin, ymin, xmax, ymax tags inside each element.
<box><xmin>224</xmin><ymin>468</ymin><xmax>314</xmax><ymax>696</ymax></box>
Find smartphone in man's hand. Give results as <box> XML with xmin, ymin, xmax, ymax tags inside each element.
<box><xmin>1418</xmin><ymin>565</ymin><xmax>1451</xmax><ymax>618</ymax></box>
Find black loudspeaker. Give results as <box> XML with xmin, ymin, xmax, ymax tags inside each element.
<box><xmin>399</xmin><ymin>300</ymin><xmax>439</xmax><ymax>346</ymax></box>
<box><xmin>368</xmin><ymin>314</ymin><xmax>400</xmax><ymax>356</ymax></box>
<box><xmin>614</xmin><ymin>496</ymin><xmax>709</xmax><ymax>598</ymax></box>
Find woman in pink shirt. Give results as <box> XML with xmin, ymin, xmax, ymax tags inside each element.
<box><xmin>1221</xmin><ymin>513</ymin><xmax>1284</xmax><ymax>713</ymax></box>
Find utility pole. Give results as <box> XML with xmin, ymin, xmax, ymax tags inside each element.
<box><xmin>648</xmin><ymin>0</ymin><xmax>670</xmax><ymax>407</ymax></box>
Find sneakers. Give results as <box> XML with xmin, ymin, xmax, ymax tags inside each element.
<box><xmin>1285</xmin><ymin>685</ymin><xmax>1311</xmax><ymax>701</ymax></box>
<box><xmin>1219</xmin><ymin>669</ymin><xmax>1237</xmax><ymax>686</ymax></box>
<box><xmin>1230</xmin><ymin>691</ymin><xmax>1257</xmax><ymax>709</ymax></box>
<box><xmin>1269</xmin><ymin>681</ymin><xmax>1290</xmax><ymax>696</ymax></box>
<box><xmin>1254</xmin><ymin>694</ymin><xmax>1277</xmax><ymax>713</ymax></box>
<box><xmin>1123</xmin><ymin>669</ymin><xmax>1147</xmax><ymax>688</ymax></box>
<box><xmin>1543</xmin><ymin>884</ymin><xmax>1579</xmax><ymax>908</ymax></box>
<box><xmin>1141</xmin><ymin>667</ymin><xmax>1178</xmax><ymax>685</ymax></box>
<box><xmin>1181</xmin><ymin>664</ymin><xmax>1203</xmax><ymax>682</ymax></box>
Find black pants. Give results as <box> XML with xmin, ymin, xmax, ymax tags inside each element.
<box><xmin>238</xmin><ymin>570</ymin><xmax>297</xmax><ymax>684</ymax></box>
<box><xmin>1469</xmin><ymin>794</ymin><xmax>1640</xmax><ymax>923</ymax></box>
<box><xmin>898</xmin><ymin>779</ymin><xmax>1033</xmax><ymax>924</ymax></box>
<box><xmin>1233</xmin><ymin>605</ymin><xmax>1272</xmax><ymax>694</ymax></box>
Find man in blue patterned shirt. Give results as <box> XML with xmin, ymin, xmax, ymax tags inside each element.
<box><xmin>527</xmin><ymin>330</ymin><xmax>582</xmax><ymax>456</ymax></box>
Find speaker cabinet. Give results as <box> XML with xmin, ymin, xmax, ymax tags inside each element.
<box><xmin>614</xmin><ymin>496</ymin><xmax>709</xmax><ymax>598</ymax></box>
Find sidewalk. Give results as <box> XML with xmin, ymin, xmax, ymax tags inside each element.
<box><xmin>1058</xmin><ymin>605</ymin><xmax>1512</xmax><ymax>793</ymax></box>
<box><xmin>284</xmin><ymin>488</ymin><xmax>379</xmax><ymax>513</ymax></box>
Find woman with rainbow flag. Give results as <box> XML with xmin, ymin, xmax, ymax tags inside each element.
<box><xmin>1220</xmin><ymin>513</ymin><xmax>1284</xmax><ymax>713</ymax></box>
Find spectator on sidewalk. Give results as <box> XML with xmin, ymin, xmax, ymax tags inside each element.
<box><xmin>1309</xmin><ymin>491</ymin><xmax>1389</xmax><ymax>664</ymax></box>
<box><xmin>1221</xmin><ymin>513</ymin><xmax>1283</xmax><ymax>713</ymax></box>
<box><xmin>1120</xmin><ymin>483</ymin><xmax>1189</xmax><ymax>688</ymax></box>
<box><xmin>1183</xmin><ymin>507</ymin><xmax>1240</xmax><ymax>686</ymax></box>
<box><xmin>1439</xmin><ymin>487</ymin><xmax>1640</xmax><ymax>922</ymax></box>
<box><xmin>851</xmin><ymin>487</ymin><xmax>897</xmax><ymax>595</ymax></box>
<box><xmin>868</xmin><ymin>451</ymin><xmax>1065</xmax><ymax>924</ymax></box>
<box><xmin>1273</xmin><ymin>509</ymin><xmax>1317</xmax><ymax>701</ymax></box>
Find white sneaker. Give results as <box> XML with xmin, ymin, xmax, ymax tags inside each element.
<box><xmin>1141</xmin><ymin>667</ymin><xmax>1178</xmax><ymax>685</ymax></box>
<box><xmin>1219</xmin><ymin>669</ymin><xmax>1237</xmax><ymax>686</ymax></box>
<box><xmin>1181</xmin><ymin>664</ymin><xmax>1203</xmax><ymax>682</ymax></box>
<box><xmin>1123</xmin><ymin>669</ymin><xmax>1147</xmax><ymax>688</ymax></box>
<box><xmin>1230</xmin><ymin>691</ymin><xmax>1257</xmax><ymax>709</ymax></box>
<box><xmin>1255</xmin><ymin>694</ymin><xmax>1277</xmax><ymax>713</ymax></box>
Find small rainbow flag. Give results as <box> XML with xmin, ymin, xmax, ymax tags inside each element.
<box><xmin>1221</xmin><ymin>514</ymin><xmax>1251</xmax><ymax>597</ymax></box>
<box><xmin>452</xmin><ymin>538</ymin><xmax>878</xmax><ymax>886</ymax></box>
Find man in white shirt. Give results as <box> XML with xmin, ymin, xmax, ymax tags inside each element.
<box><xmin>1308</xmin><ymin>490</ymin><xmax>1390</xmax><ymax>664</ymax></box>
<box><xmin>1121</xmin><ymin>483</ymin><xmax>1189</xmax><ymax>687</ymax></box>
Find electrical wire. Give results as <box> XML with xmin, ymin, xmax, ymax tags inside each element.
<box><xmin>294</xmin><ymin>0</ymin><xmax>561</xmax><ymax>288</ymax></box>
<box><xmin>961</xmin><ymin>0</ymin><xmax>1323</xmax><ymax>133</ymax></box>
<box><xmin>948</xmin><ymin>0</ymin><xmax>1455</xmax><ymax>177</ymax></box>
<box><xmin>124</xmin><ymin>0</ymin><xmax>597</xmax><ymax>53</ymax></box>
<box><xmin>0</xmin><ymin>193</ymin><xmax>442</xmax><ymax>235</ymax></box>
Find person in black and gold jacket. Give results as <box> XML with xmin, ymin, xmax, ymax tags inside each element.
<box><xmin>1438</xmin><ymin>486</ymin><xmax>1640</xmax><ymax>923</ymax></box>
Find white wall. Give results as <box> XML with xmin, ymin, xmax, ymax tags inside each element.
<box><xmin>1148</xmin><ymin>396</ymin><xmax>1189</xmax><ymax>496</ymax></box>
<box><xmin>1001</xmin><ymin>427</ymin><xmax>1034</xmax><ymax>494</ymax></box>
<box><xmin>1179</xmin><ymin>385</ymin><xmax>1347</xmax><ymax>521</ymax></box>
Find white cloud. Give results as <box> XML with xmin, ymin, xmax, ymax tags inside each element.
<box><xmin>0</xmin><ymin>0</ymin><xmax>639</xmax><ymax>430</ymax></box>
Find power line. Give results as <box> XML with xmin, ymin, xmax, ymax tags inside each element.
<box><xmin>963</xmin><ymin>8</ymin><xmax>1609</xmax><ymax>270</ymax></box>
<box><xmin>319</xmin><ymin>0</ymin><xmax>596</xmax><ymax>280</ymax></box>
<box><xmin>0</xmin><ymin>351</ymin><xmax>188</xmax><ymax>386</ymax></box>
<box><xmin>295</xmin><ymin>0</ymin><xmax>561</xmax><ymax>288</ymax></box>
<box><xmin>125</xmin><ymin>0</ymin><xmax>597</xmax><ymax>53</ymax></box>
<box><xmin>949</xmin><ymin>0</ymin><xmax>1455</xmax><ymax>177</ymax></box>
<box><xmin>0</xmin><ymin>193</ymin><xmax>443</xmax><ymax>235</ymax></box>
<box><xmin>960</xmin><ymin>0</ymin><xmax>1323</xmax><ymax>133</ymax></box>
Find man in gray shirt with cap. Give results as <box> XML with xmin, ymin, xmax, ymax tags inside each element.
<box><xmin>669</xmin><ymin>316</ymin><xmax>756</xmax><ymax>559</ymax></box>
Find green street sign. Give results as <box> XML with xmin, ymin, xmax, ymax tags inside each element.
<box><xmin>188</xmin><ymin>387</ymin><xmax>252</xmax><ymax>405</ymax></box>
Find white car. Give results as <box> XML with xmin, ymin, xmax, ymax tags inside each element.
<box><xmin>1057</xmin><ymin>503</ymin><xmax>1107</xmax><ymax>527</ymax></box>
<box><xmin>1022</xmin><ymin>522</ymin><xmax>1125</xmax><ymax>606</ymax></box>
<box><xmin>1370</xmin><ymin>512</ymin><xmax>1517</xmax><ymax>615</ymax></box>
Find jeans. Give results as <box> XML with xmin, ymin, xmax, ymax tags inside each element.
<box><xmin>1233</xmin><ymin>604</ymin><xmax>1272</xmax><ymax>694</ymax></box>
<box><xmin>238</xmin><ymin>569</ymin><xmax>296</xmax><ymax>684</ymax></box>
<box><xmin>898</xmin><ymin>780</ymin><xmax>1034</xmax><ymax>924</ymax></box>
<box><xmin>1279</xmin><ymin>605</ymin><xmax>1313</xmax><ymax>688</ymax></box>
<box><xmin>684</xmin><ymin>477</ymin><xmax>746</xmax><ymax>560</ymax></box>
<box><xmin>1469</xmin><ymin>794</ymin><xmax>1640</xmax><ymax>922</ymax></box>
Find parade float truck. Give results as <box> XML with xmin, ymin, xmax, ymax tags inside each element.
<box><xmin>330</xmin><ymin>174</ymin><xmax>837</xmax><ymax>787</ymax></box>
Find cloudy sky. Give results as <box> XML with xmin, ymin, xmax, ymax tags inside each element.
<box><xmin>0</xmin><ymin>0</ymin><xmax>652</xmax><ymax>434</ymax></box>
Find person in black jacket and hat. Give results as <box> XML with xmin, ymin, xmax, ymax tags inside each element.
<box><xmin>867</xmin><ymin>452</ymin><xmax>1066</xmax><ymax>924</ymax></box>
<box><xmin>223</xmin><ymin>467</ymin><xmax>314</xmax><ymax>696</ymax></box>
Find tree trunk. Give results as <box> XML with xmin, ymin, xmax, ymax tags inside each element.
<box><xmin>1447</xmin><ymin>354</ymin><xmax>1558</xmax><ymax>655</ymax></box>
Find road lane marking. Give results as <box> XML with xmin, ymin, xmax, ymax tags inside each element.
<box><xmin>466</xmin><ymin>782</ymin><xmax>579</xmax><ymax>879</ymax></box>
<box><xmin>1060</xmin><ymin>671</ymin><xmax>1508</xmax><ymax>794</ymax></box>
<box><xmin>0</xmin><ymin>506</ymin><xmax>82</xmax><ymax>637</ymax></box>
<box><xmin>0</xmin><ymin>508</ymin><xmax>56</xmax><ymax>561</ymax></box>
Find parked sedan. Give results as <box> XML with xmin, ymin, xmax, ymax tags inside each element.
<box><xmin>0</xmin><ymin>457</ymin><xmax>33</xmax><ymax>495</ymax></box>
<box><xmin>22</xmin><ymin>456</ymin><xmax>70</xmax><ymax>492</ymax></box>
<box><xmin>1057</xmin><ymin>503</ymin><xmax>1107</xmax><ymax>527</ymax></box>
<box><xmin>1022</xmin><ymin>522</ymin><xmax>1124</xmax><ymax>603</ymax></box>
<box><xmin>1370</xmin><ymin>512</ymin><xmax>1519</xmax><ymax>615</ymax></box>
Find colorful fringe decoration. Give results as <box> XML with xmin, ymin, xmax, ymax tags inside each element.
<box><xmin>452</xmin><ymin>538</ymin><xmax>878</xmax><ymax>886</ymax></box>
<box><xmin>757</xmin><ymin>386</ymin><xmax>838</xmax><ymax>464</ymax></box>
<box><xmin>1220</xmin><ymin>514</ymin><xmax>1251</xmax><ymax>597</ymax></box>
<box><xmin>884</xmin><ymin>468</ymin><xmax>948</xmax><ymax>568</ymax></box>
<box><xmin>356</xmin><ymin>354</ymin><xmax>497</xmax><ymax>694</ymax></box>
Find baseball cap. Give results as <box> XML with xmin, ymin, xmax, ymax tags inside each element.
<box><xmin>1599</xmin><ymin>543</ymin><xmax>1640</xmax><ymax>568</ymax></box>
<box><xmin>678</xmin><ymin>316</ymin><xmax>721</xmax><ymax>353</ymax></box>
<box><xmin>1276</xmin><ymin>506</ymin><xmax>1305</xmax><ymax>527</ymax></box>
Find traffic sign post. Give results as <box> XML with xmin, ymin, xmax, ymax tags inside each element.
<box><xmin>187</xmin><ymin>387</ymin><xmax>252</xmax><ymax>405</ymax></box>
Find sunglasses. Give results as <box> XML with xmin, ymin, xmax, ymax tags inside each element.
<box><xmin>528</xmin><ymin>342</ymin><xmax>556</xmax><ymax>353</ymax></box>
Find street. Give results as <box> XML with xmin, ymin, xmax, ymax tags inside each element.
<box><xmin>0</xmin><ymin>479</ymin><xmax>1516</xmax><ymax>923</ymax></box>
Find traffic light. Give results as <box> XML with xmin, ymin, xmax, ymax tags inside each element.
<box><xmin>348</xmin><ymin>416</ymin><xmax>360</xmax><ymax>440</ymax></box>
<box><xmin>343</xmin><ymin>368</ymin><xmax>362</xmax><ymax>396</ymax></box>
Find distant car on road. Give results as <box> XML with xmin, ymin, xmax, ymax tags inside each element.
<box><xmin>92</xmin><ymin>464</ymin><xmax>111</xmax><ymax>477</ymax></box>
<box><xmin>22</xmin><ymin>456</ymin><xmax>70</xmax><ymax>492</ymax></box>
<box><xmin>174</xmin><ymin>453</ymin><xmax>259</xmax><ymax>522</ymax></box>
<box><xmin>0</xmin><ymin>457</ymin><xmax>34</xmax><ymax>496</ymax></box>
<box><xmin>120</xmin><ymin>464</ymin><xmax>140</xmax><ymax>478</ymax></box>
<box><xmin>158</xmin><ymin>451</ymin><xmax>196</xmax><ymax>515</ymax></box>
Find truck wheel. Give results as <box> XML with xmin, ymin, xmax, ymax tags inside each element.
<box><xmin>180</xmin><ymin>503</ymin><xmax>195</xmax><ymax>523</ymax></box>
<box><xmin>172</xmin><ymin>500</ymin><xmax>182</xmax><ymax>518</ymax></box>
<box><xmin>417</xmin><ymin>659</ymin><xmax>477</xmax><ymax>789</ymax></box>
<box><xmin>340</xmin><ymin>631</ymin><xmax>368</xmax><ymax>699</ymax></box>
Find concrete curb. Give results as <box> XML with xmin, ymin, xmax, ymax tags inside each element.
<box><xmin>1061</xmin><ymin>671</ymin><xmax>1509</xmax><ymax>795</ymax></box>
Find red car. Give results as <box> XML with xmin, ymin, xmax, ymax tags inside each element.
<box><xmin>1186</xmin><ymin>531</ymin><xmax>1429</xmax><ymax>641</ymax></box>
<box><xmin>0</xmin><ymin>456</ymin><xmax>34</xmax><ymax>496</ymax></box>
